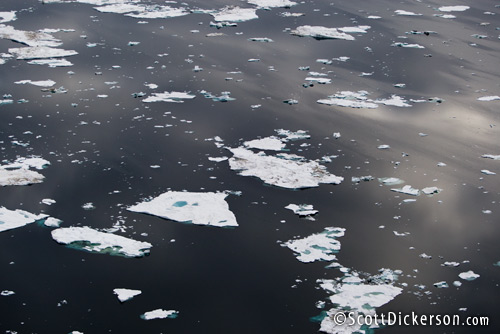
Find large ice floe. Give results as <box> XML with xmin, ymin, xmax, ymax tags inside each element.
<box><xmin>141</xmin><ymin>309</ymin><xmax>179</xmax><ymax>320</ymax></box>
<box><xmin>0</xmin><ymin>25</ymin><xmax>62</xmax><ymax>47</ymax></box>
<box><xmin>8</xmin><ymin>46</ymin><xmax>78</xmax><ymax>60</ymax></box>
<box><xmin>227</xmin><ymin>147</ymin><xmax>343</xmax><ymax>189</ymax></box>
<box><xmin>142</xmin><ymin>91</ymin><xmax>196</xmax><ymax>103</ymax></box>
<box><xmin>0</xmin><ymin>157</ymin><xmax>50</xmax><ymax>186</ymax></box>
<box><xmin>0</xmin><ymin>207</ymin><xmax>48</xmax><ymax>233</ymax></box>
<box><xmin>285</xmin><ymin>227</ymin><xmax>345</xmax><ymax>263</ymax></box>
<box><xmin>51</xmin><ymin>226</ymin><xmax>152</xmax><ymax>258</ymax></box>
<box><xmin>0</xmin><ymin>11</ymin><xmax>16</xmax><ymax>23</ymax></box>
<box><xmin>211</xmin><ymin>6</ymin><xmax>258</xmax><ymax>22</ymax></box>
<box><xmin>128</xmin><ymin>191</ymin><xmax>238</xmax><ymax>228</ymax></box>
<box><xmin>291</xmin><ymin>25</ymin><xmax>370</xmax><ymax>40</ymax></box>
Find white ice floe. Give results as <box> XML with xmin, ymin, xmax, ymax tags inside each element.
<box><xmin>227</xmin><ymin>147</ymin><xmax>343</xmax><ymax>189</ymax></box>
<box><xmin>317</xmin><ymin>91</ymin><xmax>379</xmax><ymax>109</ymax></box>
<box><xmin>208</xmin><ymin>156</ymin><xmax>228</xmax><ymax>162</ymax></box>
<box><xmin>0</xmin><ymin>157</ymin><xmax>50</xmax><ymax>186</ymax></box>
<box><xmin>27</xmin><ymin>58</ymin><xmax>73</xmax><ymax>67</ymax></box>
<box><xmin>8</xmin><ymin>46</ymin><xmax>78</xmax><ymax>60</ymax></box>
<box><xmin>285</xmin><ymin>204</ymin><xmax>318</xmax><ymax>216</ymax></box>
<box><xmin>113</xmin><ymin>288</ymin><xmax>142</xmax><ymax>302</ymax></box>
<box><xmin>477</xmin><ymin>96</ymin><xmax>500</xmax><ymax>101</ymax></box>
<box><xmin>438</xmin><ymin>6</ymin><xmax>470</xmax><ymax>12</ymax></box>
<box><xmin>458</xmin><ymin>270</ymin><xmax>479</xmax><ymax>281</ymax></box>
<box><xmin>291</xmin><ymin>25</ymin><xmax>356</xmax><ymax>40</ymax></box>
<box><xmin>93</xmin><ymin>3</ymin><xmax>144</xmax><ymax>14</ymax></box>
<box><xmin>125</xmin><ymin>6</ymin><xmax>189</xmax><ymax>19</ymax></box>
<box><xmin>243</xmin><ymin>137</ymin><xmax>286</xmax><ymax>151</ymax></box>
<box><xmin>1</xmin><ymin>290</ymin><xmax>15</xmax><ymax>296</ymax></box>
<box><xmin>128</xmin><ymin>191</ymin><xmax>238</xmax><ymax>227</ymax></box>
<box><xmin>434</xmin><ymin>281</ymin><xmax>449</xmax><ymax>288</ymax></box>
<box><xmin>141</xmin><ymin>309</ymin><xmax>178</xmax><ymax>320</ymax></box>
<box><xmin>44</xmin><ymin>217</ymin><xmax>62</xmax><ymax>228</ymax></box>
<box><xmin>377</xmin><ymin>144</ymin><xmax>390</xmax><ymax>149</ymax></box>
<box><xmin>0</xmin><ymin>11</ymin><xmax>16</xmax><ymax>23</ymax></box>
<box><xmin>395</xmin><ymin>10</ymin><xmax>422</xmax><ymax>16</ymax></box>
<box><xmin>0</xmin><ymin>25</ymin><xmax>62</xmax><ymax>47</ymax></box>
<box><xmin>0</xmin><ymin>207</ymin><xmax>48</xmax><ymax>233</ymax></box>
<box><xmin>481</xmin><ymin>154</ymin><xmax>500</xmax><ymax>160</ymax></box>
<box><xmin>285</xmin><ymin>227</ymin><xmax>345</xmax><ymax>263</ymax></box>
<box><xmin>275</xmin><ymin>129</ymin><xmax>310</xmax><ymax>141</ymax></box>
<box><xmin>15</xmin><ymin>79</ymin><xmax>56</xmax><ymax>87</ymax></box>
<box><xmin>391</xmin><ymin>185</ymin><xmax>420</xmax><ymax>196</ymax></box>
<box><xmin>305</xmin><ymin>77</ymin><xmax>331</xmax><ymax>84</ymax></box>
<box><xmin>391</xmin><ymin>42</ymin><xmax>425</xmax><ymax>49</ymax></box>
<box><xmin>248</xmin><ymin>37</ymin><xmax>274</xmax><ymax>42</ymax></box>
<box><xmin>421</xmin><ymin>187</ymin><xmax>442</xmax><ymax>195</ymax></box>
<box><xmin>211</xmin><ymin>6</ymin><xmax>258</xmax><ymax>22</ymax></box>
<box><xmin>142</xmin><ymin>91</ymin><xmax>196</xmax><ymax>103</ymax></box>
<box><xmin>51</xmin><ymin>226</ymin><xmax>152</xmax><ymax>258</ymax></box>
<box><xmin>248</xmin><ymin>0</ymin><xmax>297</xmax><ymax>8</ymax></box>
<box><xmin>375</xmin><ymin>95</ymin><xmax>411</xmax><ymax>107</ymax></box>
<box><xmin>481</xmin><ymin>169</ymin><xmax>496</xmax><ymax>175</ymax></box>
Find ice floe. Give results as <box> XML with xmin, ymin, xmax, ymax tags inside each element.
<box><xmin>395</xmin><ymin>10</ymin><xmax>422</xmax><ymax>16</ymax></box>
<box><xmin>391</xmin><ymin>42</ymin><xmax>425</xmax><ymax>49</ymax></box>
<box><xmin>477</xmin><ymin>96</ymin><xmax>500</xmax><ymax>101</ymax></box>
<box><xmin>141</xmin><ymin>309</ymin><xmax>178</xmax><ymax>320</ymax></box>
<box><xmin>438</xmin><ymin>6</ymin><xmax>470</xmax><ymax>12</ymax></box>
<box><xmin>0</xmin><ymin>157</ymin><xmax>50</xmax><ymax>186</ymax></box>
<box><xmin>44</xmin><ymin>217</ymin><xmax>62</xmax><ymax>228</ymax></box>
<box><xmin>480</xmin><ymin>169</ymin><xmax>496</xmax><ymax>175</ymax></box>
<box><xmin>142</xmin><ymin>91</ymin><xmax>196</xmax><ymax>103</ymax></box>
<box><xmin>15</xmin><ymin>79</ymin><xmax>56</xmax><ymax>87</ymax></box>
<box><xmin>51</xmin><ymin>226</ymin><xmax>152</xmax><ymax>258</ymax></box>
<box><xmin>421</xmin><ymin>187</ymin><xmax>442</xmax><ymax>195</ymax></box>
<box><xmin>275</xmin><ymin>129</ymin><xmax>310</xmax><ymax>141</ymax></box>
<box><xmin>0</xmin><ymin>11</ymin><xmax>16</xmax><ymax>23</ymax></box>
<box><xmin>285</xmin><ymin>204</ymin><xmax>318</xmax><ymax>217</ymax></box>
<box><xmin>8</xmin><ymin>46</ymin><xmax>78</xmax><ymax>60</ymax></box>
<box><xmin>0</xmin><ymin>25</ymin><xmax>62</xmax><ymax>47</ymax></box>
<box><xmin>94</xmin><ymin>3</ymin><xmax>189</xmax><ymax>19</ymax></box>
<box><xmin>0</xmin><ymin>207</ymin><xmax>48</xmax><ymax>233</ymax></box>
<box><xmin>285</xmin><ymin>227</ymin><xmax>345</xmax><ymax>263</ymax></box>
<box><xmin>128</xmin><ymin>191</ymin><xmax>238</xmax><ymax>227</ymax></box>
<box><xmin>113</xmin><ymin>288</ymin><xmax>142</xmax><ymax>302</ymax></box>
<box><xmin>243</xmin><ymin>137</ymin><xmax>286</xmax><ymax>151</ymax></box>
<box><xmin>434</xmin><ymin>281</ymin><xmax>449</xmax><ymax>288</ymax></box>
<box><xmin>391</xmin><ymin>185</ymin><xmax>420</xmax><ymax>196</ymax></box>
<box><xmin>227</xmin><ymin>147</ymin><xmax>343</xmax><ymax>189</ymax></box>
<box><xmin>27</xmin><ymin>58</ymin><xmax>73</xmax><ymax>67</ymax></box>
<box><xmin>481</xmin><ymin>154</ymin><xmax>500</xmax><ymax>160</ymax></box>
<box><xmin>1</xmin><ymin>290</ymin><xmax>15</xmax><ymax>296</ymax></box>
<box><xmin>291</xmin><ymin>25</ymin><xmax>368</xmax><ymax>40</ymax></box>
<box><xmin>317</xmin><ymin>91</ymin><xmax>378</xmax><ymax>109</ymax></box>
<box><xmin>375</xmin><ymin>95</ymin><xmax>411</xmax><ymax>107</ymax></box>
<box><xmin>200</xmin><ymin>90</ymin><xmax>235</xmax><ymax>102</ymax></box>
<box><xmin>211</xmin><ymin>6</ymin><xmax>258</xmax><ymax>22</ymax></box>
<box><xmin>458</xmin><ymin>270</ymin><xmax>480</xmax><ymax>281</ymax></box>
<box><xmin>248</xmin><ymin>0</ymin><xmax>297</xmax><ymax>8</ymax></box>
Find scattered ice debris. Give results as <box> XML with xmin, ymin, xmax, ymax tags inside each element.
<box><xmin>44</xmin><ymin>217</ymin><xmax>62</xmax><ymax>228</ymax></box>
<box><xmin>142</xmin><ymin>91</ymin><xmax>196</xmax><ymax>103</ymax></box>
<box><xmin>211</xmin><ymin>6</ymin><xmax>258</xmax><ymax>22</ymax></box>
<box><xmin>0</xmin><ymin>11</ymin><xmax>16</xmax><ymax>23</ymax></box>
<box><xmin>378</xmin><ymin>177</ymin><xmax>404</xmax><ymax>185</ymax></box>
<box><xmin>248</xmin><ymin>0</ymin><xmax>297</xmax><ymax>8</ymax></box>
<box><xmin>141</xmin><ymin>309</ymin><xmax>178</xmax><ymax>320</ymax></box>
<box><xmin>477</xmin><ymin>96</ymin><xmax>500</xmax><ymax>101</ymax></box>
<box><xmin>15</xmin><ymin>79</ymin><xmax>56</xmax><ymax>87</ymax></box>
<box><xmin>275</xmin><ymin>129</ymin><xmax>310</xmax><ymax>141</ymax></box>
<box><xmin>200</xmin><ymin>90</ymin><xmax>235</xmax><ymax>102</ymax></box>
<box><xmin>438</xmin><ymin>6</ymin><xmax>470</xmax><ymax>12</ymax></box>
<box><xmin>481</xmin><ymin>154</ymin><xmax>500</xmax><ymax>160</ymax></box>
<box><xmin>127</xmin><ymin>41</ymin><xmax>140</xmax><ymax>46</ymax></box>
<box><xmin>8</xmin><ymin>46</ymin><xmax>78</xmax><ymax>60</ymax></box>
<box><xmin>481</xmin><ymin>169</ymin><xmax>496</xmax><ymax>175</ymax></box>
<box><xmin>421</xmin><ymin>187</ymin><xmax>442</xmax><ymax>195</ymax></box>
<box><xmin>248</xmin><ymin>37</ymin><xmax>274</xmax><ymax>42</ymax></box>
<box><xmin>113</xmin><ymin>288</ymin><xmax>142</xmax><ymax>302</ymax></box>
<box><xmin>332</xmin><ymin>132</ymin><xmax>341</xmax><ymax>139</ymax></box>
<box><xmin>434</xmin><ymin>281</ymin><xmax>449</xmax><ymax>288</ymax></box>
<box><xmin>285</xmin><ymin>227</ymin><xmax>345</xmax><ymax>263</ymax></box>
<box><xmin>243</xmin><ymin>137</ymin><xmax>285</xmax><ymax>151</ymax></box>
<box><xmin>377</xmin><ymin>144</ymin><xmax>390</xmax><ymax>149</ymax></box>
<box><xmin>391</xmin><ymin>185</ymin><xmax>420</xmax><ymax>196</ymax></box>
<box><xmin>27</xmin><ymin>58</ymin><xmax>73</xmax><ymax>67</ymax></box>
<box><xmin>51</xmin><ymin>226</ymin><xmax>152</xmax><ymax>258</ymax></box>
<box><xmin>227</xmin><ymin>147</ymin><xmax>343</xmax><ymax>189</ymax></box>
<box><xmin>395</xmin><ymin>10</ymin><xmax>422</xmax><ymax>16</ymax></box>
<box><xmin>285</xmin><ymin>204</ymin><xmax>318</xmax><ymax>217</ymax></box>
<box><xmin>291</xmin><ymin>25</ymin><xmax>369</xmax><ymax>40</ymax></box>
<box><xmin>128</xmin><ymin>191</ymin><xmax>238</xmax><ymax>228</ymax></box>
<box><xmin>81</xmin><ymin>203</ymin><xmax>95</xmax><ymax>210</ymax></box>
<box><xmin>0</xmin><ymin>25</ymin><xmax>62</xmax><ymax>47</ymax></box>
<box><xmin>391</xmin><ymin>42</ymin><xmax>425</xmax><ymax>49</ymax></box>
<box><xmin>458</xmin><ymin>270</ymin><xmax>480</xmax><ymax>281</ymax></box>
<box><xmin>0</xmin><ymin>207</ymin><xmax>48</xmax><ymax>233</ymax></box>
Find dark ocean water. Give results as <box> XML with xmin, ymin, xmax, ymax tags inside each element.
<box><xmin>1</xmin><ymin>0</ymin><xmax>499</xmax><ymax>333</ymax></box>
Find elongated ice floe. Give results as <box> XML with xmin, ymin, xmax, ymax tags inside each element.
<box><xmin>477</xmin><ymin>96</ymin><xmax>500</xmax><ymax>101</ymax></box>
<box><xmin>0</xmin><ymin>207</ymin><xmax>48</xmax><ymax>233</ymax></box>
<box><xmin>142</xmin><ymin>91</ymin><xmax>195</xmax><ymax>103</ymax></box>
<box><xmin>27</xmin><ymin>58</ymin><xmax>73</xmax><ymax>67</ymax></box>
<box><xmin>128</xmin><ymin>191</ymin><xmax>238</xmax><ymax>227</ymax></box>
<box><xmin>275</xmin><ymin>129</ymin><xmax>310</xmax><ymax>141</ymax></box>
<box><xmin>8</xmin><ymin>46</ymin><xmax>78</xmax><ymax>60</ymax></box>
<box><xmin>438</xmin><ymin>6</ymin><xmax>470</xmax><ymax>12</ymax></box>
<box><xmin>285</xmin><ymin>227</ymin><xmax>345</xmax><ymax>263</ymax></box>
<box><xmin>395</xmin><ymin>10</ymin><xmax>422</xmax><ymax>16</ymax></box>
<box><xmin>125</xmin><ymin>6</ymin><xmax>189</xmax><ymax>19</ymax></box>
<box><xmin>291</xmin><ymin>26</ymin><xmax>355</xmax><ymax>40</ymax></box>
<box><xmin>141</xmin><ymin>309</ymin><xmax>178</xmax><ymax>320</ymax></box>
<box><xmin>227</xmin><ymin>147</ymin><xmax>343</xmax><ymax>189</ymax></box>
<box><xmin>285</xmin><ymin>204</ymin><xmax>318</xmax><ymax>216</ymax></box>
<box><xmin>244</xmin><ymin>137</ymin><xmax>286</xmax><ymax>151</ymax></box>
<box><xmin>0</xmin><ymin>11</ymin><xmax>16</xmax><ymax>23</ymax></box>
<box><xmin>392</xmin><ymin>42</ymin><xmax>425</xmax><ymax>49</ymax></box>
<box><xmin>15</xmin><ymin>79</ymin><xmax>56</xmax><ymax>87</ymax></box>
<box><xmin>51</xmin><ymin>226</ymin><xmax>152</xmax><ymax>258</ymax></box>
<box><xmin>481</xmin><ymin>154</ymin><xmax>500</xmax><ymax>160</ymax></box>
<box><xmin>113</xmin><ymin>288</ymin><xmax>142</xmax><ymax>302</ymax></box>
<box><xmin>211</xmin><ymin>6</ymin><xmax>258</xmax><ymax>22</ymax></box>
<box><xmin>248</xmin><ymin>0</ymin><xmax>297</xmax><ymax>8</ymax></box>
<box><xmin>391</xmin><ymin>185</ymin><xmax>420</xmax><ymax>196</ymax></box>
<box><xmin>0</xmin><ymin>25</ymin><xmax>62</xmax><ymax>47</ymax></box>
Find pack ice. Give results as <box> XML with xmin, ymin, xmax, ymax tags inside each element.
<box><xmin>128</xmin><ymin>191</ymin><xmax>238</xmax><ymax>227</ymax></box>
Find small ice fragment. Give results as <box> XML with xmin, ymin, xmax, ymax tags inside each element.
<box><xmin>8</xmin><ymin>46</ymin><xmax>78</xmax><ymax>60</ymax></box>
<box><xmin>438</xmin><ymin>6</ymin><xmax>470</xmax><ymax>12</ymax></box>
<box><xmin>391</xmin><ymin>42</ymin><xmax>425</xmax><ymax>49</ymax></box>
<box><xmin>378</xmin><ymin>177</ymin><xmax>404</xmax><ymax>185</ymax></box>
<box><xmin>248</xmin><ymin>0</ymin><xmax>297</xmax><ymax>8</ymax></box>
<box><xmin>442</xmin><ymin>261</ymin><xmax>460</xmax><ymax>267</ymax></box>
<box><xmin>208</xmin><ymin>157</ymin><xmax>228</xmax><ymax>162</ymax></box>
<box><xmin>15</xmin><ymin>79</ymin><xmax>56</xmax><ymax>87</ymax></box>
<box><xmin>128</xmin><ymin>41</ymin><xmax>140</xmax><ymax>46</ymax></box>
<box><xmin>283</xmin><ymin>99</ymin><xmax>298</xmax><ymax>105</ymax></box>
<box><xmin>419</xmin><ymin>253</ymin><xmax>432</xmax><ymax>259</ymax></box>
<box><xmin>285</xmin><ymin>204</ymin><xmax>318</xmax><ymax>216</ymax></box>
<box><xmin>211</xmin><ymin>6</ymin><xmax>258</xmax><ymax>22</ymax></box>
<box><xmin>482</xmin><ymin>210</ymin><xmax>492</xmax><ymax>214</ymax></box>
<box><xmin>275</xmin><ymin>129</ymin><xmax>310</xmax><ymax>141</ymax></box>
<box><xmin>377</xmin><ymin>144</ymin><xmax>390</xmax><ymax>149</ymax></box>
<box><xmin>333</xmin><ymin>132</ymin><xmax>341</xmax><ymax>139</ymax></box>
<box><xmin>458</xmin><ymin>270</ymin><xmax>479</xmax><ymax>281</ymax></box>
<box><xmin>433</xmin><ymin>281</ymin><xmax>449</xmax><ymax>288</ymax></box>
<box><xmin>481</xmin><ymin>169</ymin><xmax>496</xmax><ymax>175</ymax></box>
<box><xmin>291</xmin><ymin>25</ymin><xmax>364</xmax><ymax>40</ymax></box>
<box><xmin>1</xmin><ymin>290</ymin><xmax>15</xmax><ymax>296</ymax></box>
<box><xmin>421</xmin><ymin>187</ymin><xmax>442</xmax><ymax>195</ymax></box>
<box><xmin>393</xmin><ymin>83</ymin><xmax>406</xmax><ymax>88</ymax></box>
<box><xmin>141</xmin><ymin>309</ymin><xmax>178</xmax><ymax>320</ymax></box>
<box><xmin>391</xmin><ymin>185</ymin><xmax>420</xmax><ymax>196</ymax></box>
<box><xmin>481</xmin><ymin>154</ymin><xmax>500</xmax><ymax>160</ymax></box>
<box><xmin>375</xmin><ymin>95</ymin><xmax>411</xmax><ymax>107</ymax></box>
<box><xmin>82</xmin><ymin>203</ymin><xmax>95</xmax><ymax>210</ymax></box>
<box><xmin>395</xmin><ymin>10</ymin><xmax>422</xmax><ymax>16</ymax></box>
<box><xmin>113</xmin><ymin>288</ymin><xmax>142</xmax><ymax>302</ymax></box>
<box><xmin>248</xmin><ymin>37</ymin><xmax>274</xmax><ymax>42</ymax></box>
<box><xmin>437</xmin><ymin>162</ymin><xmax>447</xmax><ymax>167</ymax></box>
<box><xmin>453</xmin><ymin>281</ymin><xmax>462</xmax><ymax>287</ymax></box>
<box><xmin>143</xmin><ymin>91</ymin><xmax>195</xmax><ymax>103</ymax></box>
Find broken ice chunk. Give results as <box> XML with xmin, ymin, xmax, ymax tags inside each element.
<box><xmin>1</xmin><ymin>290</ymin><xmax>15</xmax><ymax>296</ymax></box>
<box><xmin>285</xmin><ymin>204</ymin><xmax>318</xmax><ymax>216</ymax></box>
<box><xmin>0</xmin><ymin>169</ymin><xmax>45</xmax><ymax>186</ymax></box>
<box><xmin>0</xmin><ymin>25</ymin><xmax>62</xmax><ymax>47</ymax></box>
<box><xmin>377</xmin><ymin>144</ymin><xmax>390</xmax><ymax>149</ymax></box>
<box><xmin>44</xmin><ymin>217</ymin><xmax>62</xmax><ymax>228</ymax></box>
<box><xmin>438</xmin><ymin>6</ymin><xmax>470</xmax><ymax>12</ymax></box>
<box><xmin>211</xmin><ymin>6</ymin><xmax>258</xmax><ymax>22</ymax></box>
<box><xmin>200</xmin><ymin>90</ymin><xmax>235</xmax><ymax>102</ymax></box>
<box><xmin>480</xmin><ymin>169</ymin><xmax>496</xmax><ymax>175</ymax></box>
<box><xmin>378</xmin><ymin>177</ymin><xmax>404</xmax><ymax>185</ymax></box>
<box><xmin>395</xmin><ymin>10</ymin><xmax>422</xmax><ymax>16</ymax></box>
<box><xmin>375</xmin><ymin>95</ymin><xmax>411</xmax><ymax>107</ymax></box>
<box><xmin>51</xmin><ymin>226</ymin><xmax>152</xmax><ymax>258</ymax></box>
<box><xmin>433</xmin><ymin>281</ymin><xmax>449</xmax><ymax>288</ymax></box>
<box><xmin>391</xmin><ymin>185</ymin><xmax>420</xmax><ymax>196</ymax></box>
<box><xmin>275</xmin><ymin>129</ymin><xmax>310</xmax><ymax>141</ymax></box>
<box><xmin>391</xmin><ymin>42</ymin><xmax>425</xmax><ymax>49</ymax></box>
<box><xmin>142</xmin><ymin>91</ymin><xmax>195</xmax><ymax>103</ymax></box>
<box><xmin>421</xmin><ymin>187</ymin><xmax>442</xmax><ymax>195</ymax></box>
<box><xmin>458</xmin><ymin>270</ymin><xmax>479</xmax><ymax>281</ymax></box>
<box><xmin>8</xmin><ymin>46</ymin><xmax>78</xmax><ymax>60</ymax></box>
<box><xmin>0</xmin><ymin>11</ymin><xmax>16</xmax><ymax>23</ymax></box>
<box><xmin>141</xmin><ymin>309</ymin><xmax>178</xmax><ymax>320</ymax></box>
<box><xmin>113</xmin><ymin>288</ymin><xmax>142</xmax><ymax>302</ymax></box>
<box><xmin>243</xmin><ymin>137</ymin><xmax>286</xmax><ymax>151</ymax></box>
<box><xmin>285</xmin><ymin>227</ymin><xmax>345</xmax><ymax>263</ymax></box>
<box><xmin>27</xmin><ymin>58</ymin><xmax>73</xmax><ymax>67</ymax></box>
<box><xmin>0</xmin><ymin>207</ymin><xmax>48</xmax><ymax>232</ymax></box>
<box><xmin>128</xmin><ymin>191</ymin><xmax>238</xmax><ymax>227</ymax></box>
<box><xmin>248</xmin><ymin>37</ymin><xmax>274</xmax><ymax>42</ymax></box>
<box><xmin>291</xmin><ymin>25</ymin><xmax>356</xmax><ymax>40</ymax></box>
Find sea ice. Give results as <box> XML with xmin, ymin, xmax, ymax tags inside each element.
<box><xmin>15</xmin><ymin>79</ymin><xmax>56</xmax><ymax>87</ymax></box>
<box><xmin>0</xmin><ymin>207</ymin><xmax>48</xmax><ymax>233</ymax></box>
<box><xmin>375</xmin><ymin>95</ymin><xmax>411</xmax><ymax>107</ymax></box>
<box><xmin>227</xmin><ymin>147</ymin><xmax>343</xmax><ymax>189</ymax></box>
<box><xmin>0</xmin><ymin>25</ymin><xmax>62</xmax><ymax>47</ymax></box>
<box><xmin>391</xmin><ymin>185</ymin><xmax>420</xmax><ymax>196</ymax></box>
<box><xmin>211</xmin><ymin>6</ymin><xmax>258</xmax><ymax>22</ymax></box>
<box><xmin>141</xmin><ymin>309</ymin><xmax>178</xmax><ymax>320</ymax></box>
<box><xmin>0</xmin><ymin>11</ymin><xmax>16</xmax><ymax>23</ymax></box>
<box><xmin>1</xmin><ymin>290</ymin><xmax>15</xmax><ymax>296</ymax></box>
<box><xmin>290</xmin><ymin>26</ymin><xmax>355</xmax><ymax>40</ymax></box>
<box><xmin>477</xmin><ymin>96</ymin><xmax>500</xmax><ymax>101</ymax></box>
<box><xmin>434</xmin><ymin>281</ymin><xmax>449</xmax><ymax>288</ymax></box>
<box><xmin>243</xmin><ymin>137</ymin><xmax>286</xmax><ymax>151</ymax></box>
<box><xmin>142</xmin><ymin>91</ymin><xmax>196</xmax><ymax>103</ymax></box>
<box><xmin>481</xmin><ymin>169</ymin><xmax>496</xmax><ymax>175</ymax></box>
<box><xmin>27</xmin><ymin>58</ymin><xmax>73</xmax><ymax>67</ymax></box>
<box><xmin>8</xmin><ymin>46</ymin><xmax>78</xmax><ymax>60</ymax></box>
<box><xmin>285</xmin><ymin>204</ymin><xmax>318</xmax><ymax>216</ymax></box>
<box><xmin>0</xmin><ymin>169</ymin><xmax>45</xmax><ymax>186</ymax></box>
<box><xmin>275</xmin><ymin>129</ymin><xmax>310</xmax><ymax>141</ymax></box>
<box><xmin>421</xmin><ymin>187</ymin><xmax>442</xmax><ymax>195</ymax></box>
<box><xmin>285</xmin><ymin>227</ymin><xmax>345</xmax><ymax>263</ymax></box>
<box><xmin>438</xmin><ymin>6</ymin><xmax>470</xmax><ymax>12</ymax></box>
<box><xmin>51</xmin><ymin>226</ymin><xmax>152</xmax><ymax>258</ymax></box>
<box><xmin>391</xmin><ymin>42</ymin><xmax>425</xmax><ymax>49</ymax></box>
<box><xmin>458</xmin><ymin>270</ymin><xmax>480</xmax><ymax>281</ymax></box>
<box><xmin>113</xmin><ymin>288</ymin><xmax>142</xmax><ymax>302</ymax></box>
<box><xmin>247</xmin><ymin>0</ymin><xmax>297</xmax><ymax>8</ymax></box>
<box><xmin>44</xmin><ymin>217</ymin><xmax>62</xmax><ymax>228</ymax></box>
<box><xmin>395</xmin><ymin>10</ymin><xmax>422</xmax><ymax>16</ymax></box>
<box><xmin>128</xmin><ymin>191</ymin><xmax>238</xmax><ymax>227</ymax></box>
<box><xmin>481</xmin><ymin>154</ymin><xmax>500</xmax><ymax>160</ymax></box>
